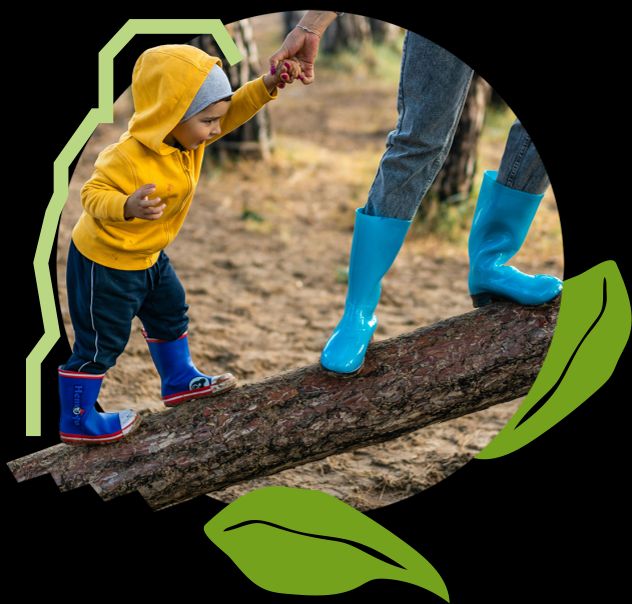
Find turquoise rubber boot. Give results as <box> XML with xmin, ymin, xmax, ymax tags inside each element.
<box><xmin>321</xmin><ymin>208</ymin><xmax>412</xmax><ymax>374</ymax></box>
<box><xmin>468</xmin><ymin>170</ymin><xmax>563</xmax><ymax>307</ymax></box>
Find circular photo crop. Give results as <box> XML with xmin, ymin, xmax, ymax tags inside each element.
<box><xmin>56</xmin><ymin>11</ymin><xmax>563</xmax><ymax>510</ymax></box>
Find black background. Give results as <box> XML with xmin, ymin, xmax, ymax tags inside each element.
<box><xmin>6</xmin><ymin>4</ymin><xmax>628</xmax><ymax>601</ymax></box>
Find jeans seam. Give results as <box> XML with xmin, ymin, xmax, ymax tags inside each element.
<box><xmin>78</xmin><ymin>261</ymin><xmax>100</xmax><ymax>372</ymax></box>
<box><xmin>395</xmin><ymin>31</ymin><xmax>409</xmax><ymax>136</ymax></box>
<box><xmin>505</xmin><ymin>129</ymin><xmax>531</xmax><ymax>188</ymax></box>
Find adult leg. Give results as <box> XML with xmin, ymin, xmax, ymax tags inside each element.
<box><xmin>138</xmin><ymin>251</ymin><xmax>236</xmax><ymax>406</ymax></box>
<box><xmin>365</xmin><ymin>31</ymin><xmax>475</xmax><ymax>220</ymax></box>
<box><xmin>321</xmin><ymin>32</ymin><xmax>474</xmax><ymax>374</ymax></box>
<box><xmin>468</xmin><ymin>120</ymin><xmax>563</xmax><ymax>306</ymax></box>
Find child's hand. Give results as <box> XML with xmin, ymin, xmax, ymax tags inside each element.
<box><xmin>124</xmin><ymin>184</ymin><xmax>166</xmax><ymax>220</ymax></box>
<box><xmin>263</xmin><ymin>58</ymin><xmax>302</xmax><ymax>93</ymax></box>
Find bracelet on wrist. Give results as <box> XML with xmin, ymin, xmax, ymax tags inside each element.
<box><xmin>296</xmin><ymin>24</ymin><xmax>321</xmax><ymax>38</ymax></box>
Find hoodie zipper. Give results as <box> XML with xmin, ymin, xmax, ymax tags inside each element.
<box><xmin>167</xmin><ymin>151</ymin><xmax>194</xmax><ymax>242</ymax></box>
<box><xmin>180</xmin><ymin>152</ymin><xmax>193</xmax><ymax>212</ymax></box>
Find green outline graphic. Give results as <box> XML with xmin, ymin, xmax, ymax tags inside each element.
<box><xmin>26</xmin><ymin>19</ymin><xmax>242</xmax><ymax>436</ymax></box>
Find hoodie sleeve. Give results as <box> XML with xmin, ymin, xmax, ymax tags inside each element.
<box><xmin>80</xmin><ymin>144</ymin><xmax>137</xmax><ymax>222</ymax></box>
<box><xmin>205</xmin><ymin>75</ymin><xmax>278</xmax><ymax>147</ymax></box>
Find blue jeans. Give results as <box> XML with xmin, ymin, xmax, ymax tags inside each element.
<box><xmin>497</xmin><ymin>120</ymin><xmax>549</xmax><ymax>194</ymax></box>
<box><xmin>364</xmin><ymin>32</ymin><xmax>549</xmax><ymax>220</ymax></box>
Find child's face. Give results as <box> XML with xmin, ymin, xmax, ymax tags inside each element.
<box><xmin>165</xmin><ymin>100</ymin><xmax>231</xmax><ymax>150</ymax></box>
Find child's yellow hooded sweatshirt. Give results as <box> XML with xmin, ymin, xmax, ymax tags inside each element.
<box><xmin>72</xmin><ymin>45</ymin><xmax>277</xmax><ymax>270</ymax></box>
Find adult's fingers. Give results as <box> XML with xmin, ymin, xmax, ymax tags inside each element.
<box><xmin>268</xmin><ymin>29</ymin><xmax>307</xmax><ymax>73</ymax></box>
<box><xmin>269</xmin><ymin>48</ymin><xmax>288</xmax><ymax>74</ymax></box>
<box><xmin>299</xmin><ymin>67</ymin><xmax>315</xmax><ymax>85</ymax></box>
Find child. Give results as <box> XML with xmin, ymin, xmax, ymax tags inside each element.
<box><xmin>59</xmin><ymin>44</ymin><xmax>300</xmax><ymax>445</ymax></box>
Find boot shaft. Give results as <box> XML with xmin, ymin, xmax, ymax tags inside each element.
<box><xmin>468</xmin><ymin>170</ymin><xmax>544</xmax><ymax>269</ymax></box>
<box><xmin>143</xmin><ymin>330</ymin><xmax>198</xmax><ymax>390</ymax></box>
<box><xmin>346</xmin><ymin>208</ymin><xmax>412</xmax><ymax>305</ymax></box>
<box><xmin>58</xmin><ymin>369</ymin><xmax>105</xmax><ymax>432</ymax></box>
<box><xmin>321</xmin><ymin>208</ymin><xmax>411</xmax><ymax>374</ymax></box>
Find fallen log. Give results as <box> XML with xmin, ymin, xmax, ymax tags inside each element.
<box><xmin>9</xmin><ymin>299</ymin><xmax>558</xmax><ymax>510</ymax></box>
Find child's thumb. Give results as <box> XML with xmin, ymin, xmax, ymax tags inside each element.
<box><xmin>268</xmin><ymin>56</ymin><xmax>281</xmax><ymax>74</ymax></box>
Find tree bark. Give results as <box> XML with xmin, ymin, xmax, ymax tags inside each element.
<box><xmin>9</xmin><ymin>299</ymin><xmax>558</xmax><ymax>510</ymax></box>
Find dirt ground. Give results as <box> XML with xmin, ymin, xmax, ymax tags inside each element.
<box><xmin>55</xmin><ymin>14</ymin><xmax>564</xmax><ymax>510</ymax></box>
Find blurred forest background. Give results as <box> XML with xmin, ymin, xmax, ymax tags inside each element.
<box><xmin>56</xmin><ymin>12</ymin><xmax>563</xmax><ymax>510</ymax></box>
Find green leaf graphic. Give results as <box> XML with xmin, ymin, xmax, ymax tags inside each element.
<box><xmin>478</xmin><ymin>260</ymin><xmax>630</xmax><ymax>459</ymax></box>
<box><xmin>204</xmin><ymin>486</ymin><xmax>449</xmax><ymax>599</ymax></box>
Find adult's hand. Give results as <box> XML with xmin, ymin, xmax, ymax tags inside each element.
<box><xmin>268</xmin><ymin>11</ymin><xmax>339</xmax><ymax>85</ymax></box>
<box><xmin>269</xmin><ymin>28</ymin><xmax>320</xmax><ymax>85</ymax></box>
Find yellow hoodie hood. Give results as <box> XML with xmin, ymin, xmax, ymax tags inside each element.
<box><xmin>128</xmin><ymin>45</ymin><xmax>222</xmax><ymax>155</ymax></box>
<box><xmin>73</xmin><ymin>44</ymin><xmax>277</xmax><ymax>270</ymax></box>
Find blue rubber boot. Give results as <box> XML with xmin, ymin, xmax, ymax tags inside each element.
<box><xmin>58</xmin><ymin>369</ymin><xmax>140</xmax><ymax>445</ymax></box>
<box><xmin>468</xmin><ymin>170</ymin><xmax>563</xmax><ymax>307</ymax></box>
<box><xmin>321</xmin><ymin>208</ymin><xmax>412</xmax><ymax>374</ymax></box>
<box><xmin>143</xmin><ymin>330</ymin><xmax>237</xmax><ymax>407</ymax></box>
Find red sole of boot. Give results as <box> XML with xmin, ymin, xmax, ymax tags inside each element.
<box><xmin>60</xmin><ymin>414</ymin><xmax>142</xmax><ymax>445</ymax></box>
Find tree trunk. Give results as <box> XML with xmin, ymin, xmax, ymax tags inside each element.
<box><xmin>368</xmin><ymin>19</ymin><xmax>401</xmax><ymax>45</ymax></box>
<box><xmin>191</xmin><ymin>19</ymin><xmax>273</xmax><ymax>161</ymax></box>
<box><xmin>428</xmin><ymin>73</ymin><xmax>492</xmax><ymax>204</ymax></box>
<box><xmin>489</xmin><ymin>88</ymin><xmax>508</xmax><ymax>111</ymax></box>
<box><xmin>321</xmin><ymin>14</ymin><xmax>373</xmax><ymax>53</ymax></box>
<box><xmin>8</xmin><ymin>299</ymin><xmax>558</xmax><ymax>510</ymax></box>
<box><xmin>283</xmin><ymin>11</ymin><xmax>304</xmax><ymax>34</ymax></box>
